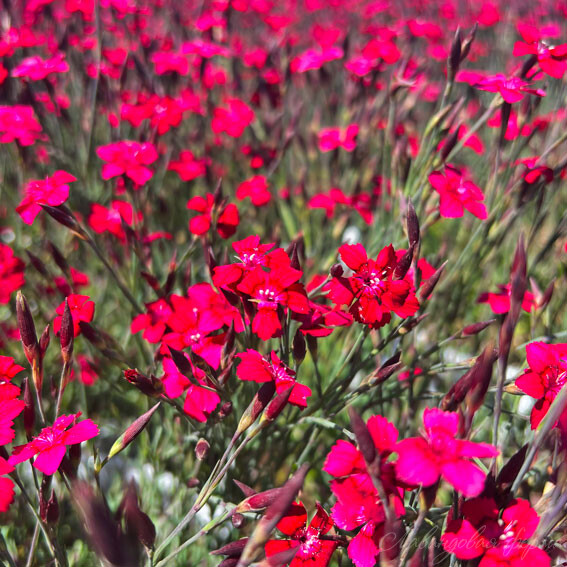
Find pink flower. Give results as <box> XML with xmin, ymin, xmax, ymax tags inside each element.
<box><xmin>513</xmin><ymin>26</ymin><xmax>567</xmax><ymax>79</ymax></box>
<box><xmin>16</xmin><ymin>170</ymin><xmax>76</xmax><ymax>224</ymax></box>
<box><xmin>11</xmin><ymin>53</ymin><xmax>69</xmax><ymax>80</ymax></box>
<box><xmin>429</xmin><ymin>165</ymin><xmax>488</xmax><ymax>220</ymax></box>
<box><xmin>236</xmin><ymin>350</ymin><xmax>311</xmax><ymax>408</ymax></box>
<box><xmin>515</xmin><ymin>342</ymin><xmax>567</xmax><ymax>429</ymax></box>
<box><xmin>0</xmin><ymin>105</ymin><xmax>42</xmax><ymax>146</ymax></box>
<box><xmin>211</xmin><ymin>98</ymin><xmax>254</xmax><ymax>138</ymax></box>
<box><xmin>54</xmin><ymin>294</ymin><xmax>95</xmax><ymax>337</ymax></box>
<box><xmin>168</xmin><ymin>150</ymin><xmax>208</xmax><ymax>181</ymax></box>
<box><xmin>318</xmin><ymin>124</ymin><xmax>359</xmax><ymax>152</ymax></box>
<box><xmin>265</xmin><ymin>502</ymin><xmax>337</xmax><ymax>567</ymax></box>
<box><xmin>395</xmin><ymin>408</ymin><xmax>498</xmax><ymax>497</ymax></box>
<box><xmin>0</xmin><ymin>457</ymin><xmax>15</xmax><ymax>513</ymax></box>
<box><xmin>88</xmin><ymin>200</ymin><xmax>139</xmax><ymax>241</ymax></box>
<box><xmin>131</xmin><ymin>299</ymin><xmax>173</xmax><ymax>344</ymax></box>
<box><xmin>9</xmin><ymin>413</ymin><xmax>99</xmax><ymax>475</ymax></box>
<box><xmin>235</xmin><ymin>175</ymin><xmax>271</xmax><ymax>206</ymax></box>
<box><xmin>474</xmin><ymin>74</ymin><xmax>545</xmax><ymax>103</ymax></box>
<box><xmin>0</xmin><ymin>399</ymin><xmax>25</xmax><ymax>446</ymax></box>
<box><xmin>290</xmin><ymin>46</ymin><xmax>344</xmax><ymax>73</ymax></box>
<box><xmin>0</xmin><ymin>244</ymin><xmax>25</xmax><ymax>304</ymax></box>
<box><xmin>442</xmin><ymin>498</ymin><xmax>550</xmax><ymax>567</ymax></box>
<box><xmin>0</xmin><ymin>356</ymin><xmax>24</xmax><ymax>401</ymax></box>
<box><xmin>187</xmin><ymin>193</ymin><xmax>239</xmax><ymax>238</ymax></box>
<box><xmin>97</xmin><ymin>141</ymin><xmax>158</xmax><ymax>186</ymax></box>
<box><xmin>478</xmin><ymin>283</ymin><xmax>536</xmax><ymax>314</ymax></box>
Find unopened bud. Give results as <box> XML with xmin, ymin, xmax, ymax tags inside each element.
<box><xmin>195</xmin><ymin>438</ymin><xmax>210</xmax><ymax>461</ymax></box>
<box><xmin>406</xmin><ymin>202</ymin><xmax>420</xmax><ymax>247</ymax></box>
<box><xmin>461</xmin><ymin>319</ymin><xmax>495</xmax><ymax>336</ymax></box>
<box><xmin>16</xmin><ymin>291</ymin><xmax>39</xmax><ymax>364</ymax></box>
<box><xmin>46</xmin><ymin>490</ymin><xmax>59</xmax><ymax>524</ymax></box>
<box><xmin>440</xmin><ymin>127</ymin><xmax>461</xmax><ymax>162</ymax></box>
<box><xmin>393</xmin><ymin>245</ymin><xmax>414</xmax><ymax>280</ymax></box>
<box><xmin>22</xmin><ymin>377</ymin><xmax>35</xmax><ymax>439</ymax></box>
<box><xmin>419</xmin><ymin>261</ymin><xmax>447</xmax><ymax>300</ymax></box>
<box><xmin>236</xmin><ymin>382</ymin><xmax>276</xmax><ymax>437</ymax></box>
<box><xmin>121</xmin><ymin>482</ymin><xmax>156</xmax><ymax>550</ymax></box>
<box><xmin>348</xmin><ymin>407</ymin><xmax>376</xmax><ymax>464</ymax></box>
<box><xmin>448</xmin><ymin>27</ymin><xmax>462</xmax><ymax>81</ymax></box>
<box><xmin>108</xmin><ymin>402</ymin><xmax>160</xmax><ymax>461</ymax></box>
<box><xmin>260</xmin><ymin>386</ymin><xmax>293</xmax><ymax>424</ymax></box>
<box><xmin>59</xmin><ymin>299</ymin><xmax>74</xmax><ymax>364</ymax></box>
<box><xmin>123</xmin><ymin>369</ymin><xmax>164</xmax><ymax>398</ymax></box>
<box><xmin>219</xmin><ymin>401</ymin><xmax>232</xmax><ymax>419</ymax></box>
<box><xmin>41</xmin><ymin>204</ymin><xmax>88</xmax><ymax>240</ymax></box>
<box><xmin>232</xmin><ymin>513</ymin><xmax>245</xmax><ymax>528</ymax></box>
<box><xmin>234</xmin><ymin>488</ymin><xmax>283</xmax><ymax>514</ymax></box>
<box><xmin>330</xmin><ymin>263</ymin><xmax>343</xmax><ymax>278</ymax></box>
<box><xmin>39</xmin><ymin>325</ymin><xmax>50</xmax><ymax>357</ymax></box>
<box><xmin>292</xmin><ymin>331</ymin><xmax>306</xmax><ymax>366</ymax></box>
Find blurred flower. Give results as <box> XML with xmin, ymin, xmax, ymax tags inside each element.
<box><xmin>0</xmin><ymin>244</ymin><xmax>25</xmax><ymax>304</ymax></box>
<box><xmin>97</xmin><ymin>141</ymin><xmax>158</xmax><ymax>186</ymax></box>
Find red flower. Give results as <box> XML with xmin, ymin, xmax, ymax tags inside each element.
<box><xmin>187</xmin><ymin>193</ymin><xmax>239</xmax><ymax>238</ymax></box>
<box><xmin>325</xmin><ymin>243</ymin><xmax>419</xmax><ymax>329</ymax></box>
<box><xmin>515</xmin><ymin>342</ymin><xmax>567</xmax><ymax>429</ymax></box>
<box><xmin>478</xmin><ymin>283</ymin><xmax>536</xmax><ymax>314</ymax></box>
<box><xmin>513</xmin><ymin>26</ymin><xmax>567</xmax><ymax>79</ymax></box>
<box><xmin>237</xmin><ymin>266</ymin><xmax>309</xmax><ymax>340</ymax></box>
<box><xmin>442</xmin><ymin>498</ymin><xmax>550</xmax><ymax>567</ymax></box>
<box><xmin>265</xmin><ymin>502</ymin><xmax>337</xmax><ymax>567</ymax></box>
<box><xmin>161</xmin><ymin>356</ymin><xmax>220</xmax><ymax>422</ymax></box>
<box><xmin>290</xmin><ymin>46</ymin><xmax>344</xmax><ymax>73</ymax></box>
<box><xmin>211</xmin><ymin>98</ymin><xmax>254</xmax><ymax>138</ymax></box>
<box><xmin>236</xmin><ymin>175</ymin><xmax>271</xmax><ymax>207</ymax></box>
<box><xmin>131</xmin><ymin>299</ymin><xmax>173</xmax><ymax>344</ymax></box>
<box><xmin>0</xmin><ymin>105</ymin><xmax>42</xmax><ymax>146</ymax></box>
<box><xmin>395</xmin><ymin>408</ymin><xmax>498</xmax><ymax>497</ymax></box>
<box><xmin>517</xmin><ymin>157</ymin><xmax>554</xmax><ymax>185</ymax></box>
<box><xmin>97</xmin><ymin>140</ymin><xmax>158</xmax><ymax>186</ymax></box>
<box><xmin>324</xmin><ymin>415</ymin><xmax>404</xmax><ymax>567</ymax></box>
<box><xmin>0</xmin><ymin>244</ymin><xmax>25</xmax><ymax>304</ymax></box>
<box><xmin>88</xmin><ymin>200</ymin><xmax>139</xmax><ymax>241</ymax></box>
<box><xmin>16</xmin><ymin>170</ymin><xmax>76</xmax><ymax>225</ymax></box>
<box><xmin>0</xmin><ymin>356</ymin><xmax>24</xmax><ymax>401</ymax></box>
<box><xmin>151</xmin><ymin>50</ymin><xmax>189</xmax><ymax>75</ymax></box>
<box><xmin>318</xmin><ymin>124</ymin><xmax>359</xmax><ymax>152</ymax></box>
<box><xmin>11</xmin><ymin>53</ymin><xmax>69</xmax><ymax>81</ymax></box>
<box><xmin>429</xmin><ymin>165</ymin><xmax>488</xmax><ymax>220</ymax></box>
<box><xmin>474</xmin><ymin>74</ymin><xmax>545</xmax><ymax>103</ymax></box>
<box><xmin>236</xmin><ymin>350</ymin><xmax>311</xmax><ymax>408</ymax></box>
<box><xmin>168</xmin><ymin>150</ymin><xmax>208</xmax><ymax>181</ymax></box>
<box><xmin>9</xmin><ymin>413</ymin><xmax>99</xmax><ymax>475</ymax></box>
<box><xmin>0</xmin><ymin>398</ymin><xmax>25</xmax><ymax>446</ymax></box>
<box><xmin>0</xmin><ymin>458</ymin><xmax>15</xmax><ymax>513</ymax></box>
<box><xmin>54</xmin><ymin>294</ymin><xmax>95</xmax><ymax>338</ymax></box>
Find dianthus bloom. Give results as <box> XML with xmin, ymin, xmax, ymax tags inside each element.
<box><xmin>396</xmin><ymin>408</ymin><xmax>498</xmax><ymax>497</ymax></box>
<box><xmin>513</xmin><ymin>25</ymin><xmax>567</xmax><ymax>79</ymax></box>
<box><xmin>265</xmin><ymin>502</ymin><xmax>337</xmax><ymax>567</ymax></box>
<box><xmin>429</xmin><ymin>165</ymin><xmax>488</xmax><ymax>220</ymax></box>
<box><xmin>236</xmin><ymin>175</ymin><xmax>271</xmax><ymax>206</ymax></box>
<box><xmin>324</xmin><ymin>415</ymin><xmax>404</xmax><ymax>567</ymax></box>
<box><xmin>0</xmin><ymin>356</ymin><xmax>24</xmax><ymax>401</ymax></box>
<box><xmin>168</xmin><ymin>150</ymin><xmax>208</xmax><ymax>181</ymax></box>
<box><xmin>187</xmin><ymin>193</ymin><xmax>239</xmax><ymax>238</ymax></box>
<box><xmin>16</xmin><ymin>170</ymin><xmax>76</xmax><ymax>224</ymax></box>
<box><xmin>0</xmin><ymin>244</ymin><xmax>25</xmax><ymax>304</ymax></box>
<box><xmin>211</xmin><ymin>98</ymin><xmax>254</xmax><ymax>138</ymax></box>
<box><xmin>478</xmin><ymin>283</ymin><xmax>536</xmax><ymax>314</ymax></box>
<box><xmin>236</xmin><ymin>350</ymin><xmax>311</xmax><ymax>408</ymax></box>
<box><xmin>474</xmin><ymin>74</ymin><xmax>545</xmax><ymax>103</ymax></box>
<box><xmin>515</xmin><ymin>342</ymin><xmax>567</xmax><ymax>429</ymax></box>
<box><xmin>54</xmin><ymin>295</ymin><xmax>95</xmax><ymax>337</ymax></box>
<box><xmin>96</xmin><ymin>141</ymin><xmax>158</xmax><ymax>186</ymax></box>
<box><xmin>9</xmin><ymin>413</ymin><xmax>99</xmax><ymax>475</ymax></box>
<box><xmin>0</xmin><ymin>105</ymin><xmax>42</xmax><ymax>146</ymax></box>
<box><xmin>11</xmin><ymin>53</ymin><xmax>69</xmax><ymax>80</ymax></box>
<box><xmin>88</xmin><ymin>200</ymin><xmax>139</xmax><ymax>241</ymax></box>
<box><xmin>318</xmin><ymin>124</ymin><xmax>359</xmax><ymax>152</ymax></box>
<box><xmin>442</xmin><ymin>498</ymin><xmax>550</xmax><ymax>567</ymax></box>
<box><xmin>325</xmin><ymin>243</ymin><xmax>419</xmax><ymax>329</ymax></box>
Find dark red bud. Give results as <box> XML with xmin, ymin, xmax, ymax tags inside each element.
<box><xmin>59</xmin><ymin>299</ymin><xmax>74</xmax><ymax>364</ymax></box>
<box><xmin>121</xmin><ymin>482</ymin><xmax>156</xmax><ymax>550</ymax></box>
<box><xmin>219</xmin><ymin>401</ymin><xmax>233</xmax><ymax>418</ymax></box>
<box><xmin>195</xmin><ymin>438</ymin><xmax>210</xmax><ymax>461</ymax></box>
<box><xmin>232</xmin><ymin>513</ymin><xmax>245</xmax><ymax>528</ymax></box>
<box><xmin>406</xmin><ymin>202</ymin><xmax>420</xmax><ymax>247</ymax></box>
<box><xmin>16</xmin><ymin>291</ymin><xmax>38</xmax><ymax>362</ymax></box>
<box><xmin>348</xmin><ymin>407</ymin><xmax>376</xmax><ymax>464</ymax></box>
<box><xmin>419</xmin><ymin>261</ymin><xmax>447</xmax><ymax>300</ymax></box>
<box><xmin>41</xmin><ymin>204</ymin><xmax>88</xmax><ymax>239</ymax></box>
<box><xmin>330</xmin><ymin>263</ymin><xmax>343</xmax><ymax>278</ymax></box>
<box><xmin>461</xmin><ymin>319</ymin><xmax>496</xmax><ymax>336</ymax></box>
<box><xmin>292</xmin><ymin>331</ymin><xmax>306</xmax><ymax>366</ymax></box>
<box><xmin>123</xmin><ymin>369</ymin><xmax>164</xmax><ymax>398</ymax></box>
<box><xmin>22</xmin><ymin>377</ymin><xmax>34</xmax><ymax>439</ymax></box>
<box><xmin>236</xmin><ymin>382</ymin><xmax>276</xmax><ymax>436</ymax></box>
<box><xmin>394</xmin><ymin>244</ymin><xmax>415</xmax><ymax>280</ymax></box>
<box><xmin>261</xmin><ymin>386</ymin><xmax>293</xmax><ymax>423</ymax></box>
<box><xmin>211</xmin><ymin>538</ymin><xmax>249</xmax><ymax>557</ymax></box>
<box><xmin>448</xmin><ymin>27</ymin><xmax>462</xmax><ymax>80</ymax></box>
<box><xmin>39</xmin><ymin>324</ymin><xmax>50</xmax><ymax>357</ymax></box>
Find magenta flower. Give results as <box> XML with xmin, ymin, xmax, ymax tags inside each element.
<box><xmin>318</xmin><ymin>124</ymin><xmax>359</xmax><ymax>152</ymax></box>
<box><xmin>474</xmin><ymin>74</ymin><xmax>545</xmax><ymax>103</ymax></box>
<box><xmin>236</xmin><ymin>175</ymin><xmax>271</xmax><ymax>206</ymax></box>
<box><xmin>211</xmin><ymin>98</ymin><xmax>254</xmax><ymax>138</ymax></box>
<box><xmin>11</xmin><ymin>53</ymin><xmax>69</xmax><ymax>81</ymax></box>
<box><xmin>16</xmin><ymin>170</ymin><xmax>76</xmax><ymax>225</ymax></box>
<box><xmin>168</xmin><ymin>150</ymin><xmax>208</xmax><ymax>181</ymax></box>
<box><xmin>9</xmin><ymin>413</ymin><xmax>99</xmax><ymax>475</ymax></box>
<box><xmin>429</xmin><ymin>165</ymin><xmax>488</xmax><ymax>220</ymax></box>
<box><xmin>515</xmin><ymin>342</ymin><xmax>567</xmax><ymax>429</ymax></box>
<box><xmin>0</xmin><ymin>356</ymin><xmax>24</xmax><ymax>401</ymax></box>
<box><xmin>97</xmin><ymin>140</ymin><xmax>159</xmax><ymax>186</ymax></box>
<box><xmin>0</xmin><ymin>457</ymin><xmax>15</xmax><ymax>513</ymax></box>
<box><xmin>54</xmin><ymin>294</ymin><xmax>95</xmax><ymax>338</ymax></box>
<box><xmin>0</xmin><ymin>105</ymin><xmax>42</xmax><ymax>146</ymax></box>
<box><xmin>442</xmin><ymin>498</ymin><xmax>550</xmax><ymax>567</ymax></box>
<box><xmin>0</xmin><ymin>244</ymin><xmax>25</xmax><ymax>304</ymax></box>
<box><xmin>395</xmin><ymin>408</ymin><xmax>498</xmax><ymax>497</ymax></box>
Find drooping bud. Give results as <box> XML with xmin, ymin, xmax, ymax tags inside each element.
<box><xmin>59</xmin><ymin>298</ymin><xmax>74</xmax><ymax>365</ymax></box>
<box><xmin>195</xmin><ymin>438</ymin><xmax>210</xmax><ymax>461</ymax></box>
<box><xmin>108</xmin><ymin>403</ymin><xmax>160</xmax><ymax>461</ymax></box>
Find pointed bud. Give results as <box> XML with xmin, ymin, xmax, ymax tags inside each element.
<box><xmin>440</xmin><ymin>126</ymin><xmax>460</xmax><ymax>163</ymax></box>
<box><xmin>123</xmin><ymin>369</ymin><xmax>164</xmax><ymax>398</ymax></box>
<box><xmin>108</xmin><ymin>402</ymin><xmax>160</xmax><ymax>461</ymax></box>
<box><xmin>22</xmin><ymin>377</ymin><xmax>34</xmax><ymax>439</ymax></box>
<box><xmin>16</xmin><ymin>291</ymin><xmax>38</xmax><ymax>364</ymax></box>
<box><xmin>406</xmin><ymin>202</ymin><xmax>420</xmax><ymax>247</ymax></box>
<box><xmin>292</xmin><ymin>331</ymin><xmax>306</xmax><ymax>366</ymax></box>
<box><xmin>460</xmin><ymin>23</ymin><xmax>477</xmax><ymax>62</ymax></box>
<box><xmin>41</xmin><ymin>204</ymin><xmax>88</xmax><ymax>240</ymax></box>
<box><xmin>47</xmin><ymin>241</ymin><xmax>69</xmax><ymax>276</ymax></box>
<box><xmin>461</xmin><ymin>319</ymin><xmax>495</xmax><ymax>336</ymax></box>
<box><xmin>448</xmin><ymin>27</ymin><xmax>462</xmax><ymax>81</ymax></box>
<box><xmin>195</xmin><ymin>438</ymin><xmax>210</xmax><ymax>461</ymax></box>
<box><xmin>236</xmin><ymin>382</ymin><xmax>276</xmax><ymax>437</ymax></box>
<box><xmin>348</xmin><ymin>407</ymin><xmax>376</xmax><ymax>464</ymax></box>
<box><xmin>39</xmin><ymin>325</ymin><xmax>50</xmax><ymax>357</ymax></box>
<box><xmin>373</xmin><ymin>352</ymin><xmax>402</xmax><ymax>385</ymax></box>
<box><xmin>393</xmin><ymin>244</ymin><xmax>415</xmax><ymax>280</ymax></box>
<box><xmin>211</xmin><ymin>539</ymin><xmax>249</xmax><ymax>557</ymax></box>
<box><xmin>496</xmin><ymin>444</ymin><xmax>528</xmax><ymax>490</ymax></box>
<box><xmin>419</xmin><ymin>261</ymin><xmax>447</xmax><ymax>300</ymax></box>
<box><xmin>26</xmin><ymin>251</ymin><xmax>49</xmax><ymax>278</ymax></box>
<box><xmin>260</xmin><ymin>386</ymin><xmax>293</xmax><ymax>425</ymax></box>
<box><xmin>59</xmin><ymin>299</ymin><xmax>74</xmax><ymax>365</ymax></box>
<box><xmin>233</xmin><ymin>479</ymin><xmax>256</xmax><ymax>498</ymax></box>
<box><xmin>46</xmin><ymin>490</ymin><xmax>59</xmax><ymax>524</ymax></box>
<box><xmin>121</xmin><ymin>482</ymin><xmax>156</xmax><ymax>550</ymax></box>
<box><xmin>234</xmin><ymin>488</ymin><xmax>283</xmax><ymax>514</ymax></box>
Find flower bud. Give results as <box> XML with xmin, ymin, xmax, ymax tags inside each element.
<box><xmin>234</xmin><ymin>488</ymin><xmax>283</xmax><ymax>514</ymax></box>
<box><xmin>124</xmin><ymin>369</ymin><xmax>164</xmax><ymax>398</ymax></box>
<box><xmin>419</xmin><ymin>261</ymin><xmax>447</xmax><ymax>300</ymax></box>
<box><xmin>292</xmin><ymin>331</ymin><xmax>306</xmax><ymax>366</ymax></box>
<box><xmin>260</xmin><ymin>386</ymin><xmax>293</xmax><ymax>425</ymax></box>
<box><xmin>47</xmin><ymin>241</ymin><xmax>69</xmax><ymax>276</ymax></box>
<box><xmin>59</xmin><ymin>299</ymin><xmax>74</xmax><ymax>365</ymax></box>
<box><xmin>461</xmin><ymin>319</ymin><xmax>495</xmax><ymax>336</ymax></box>
<box><xmin>121</xmin><ymin>482</ymin><xmax>156</xmax><ymax>550</ymax></box>
<box><xmin>22</xmin><ymin>377</ymin><xmax>35</xmax><ymax>439</ymax></box>
<box><xmin>348</xmin><ymin>407</ymin><xmax>376</xmax><ymax>464</ymax></box>
<box><xmin>448</xmin><ymin>27</ymin><xmax>462</xmax><ymax>81</ymax></box>
<box><xmin>108</xmin><ymin>402</ymin><xmax>161</xmax><ymax>461</ymax></box>
<box><xmin>219</xmin><ymin>401</ymin><xmax>233</xmax><ymax>419</ymax></box>
<box><xmin>330</xmin><ymin>263</ymin><xmax>343</xmax><ymax>278</ymax></box>
<box><xmin>406</xmin><ymin>202</ymin><xmax>420</xmax><ymax>247</ymax></box>
<box><xmin>211</xmin><ymin>538</ymin><xmax>249</xmax><ymax>557</ymax></box>
<box><xmin>393</xmin><ymin>244</ymin><xmax>414</xmax><ymax>280</ymax></box>
<box><xmin>39</xmin><ymin>324</ymin><xmax>50</xmax><ymax>357</ymax></box>
<box><xmin>46</xmin><ymin>490</ymin><xmax>59</xmax><ymax>524</ymax></box>
<box><xmin>440</xmin><ymin>126</ymin><xmax>460</xmax><ymax>163</ymax></box>
<box><xmin>236</xmin><ymin>382</ymin><xmax>276</xmax><ymax>437</ymax></box>
<box><xmin>41</xmin><ymin>204</ymin><xmax>88</xmax><ymax>240</ymax></box>
<box><xmin>195</xmin><ymin>438</ymin><xmax>210</xmax><ymax>461</ymax></box>
<box><xmin>231</xmin><ymin>513</ymin><xmax>245</xmax><ymax>528</ymax></box>
<box><xmin>16</xmin><ymin>291</ymin><xmax>39</xmax><ymax>365</ymax></box>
